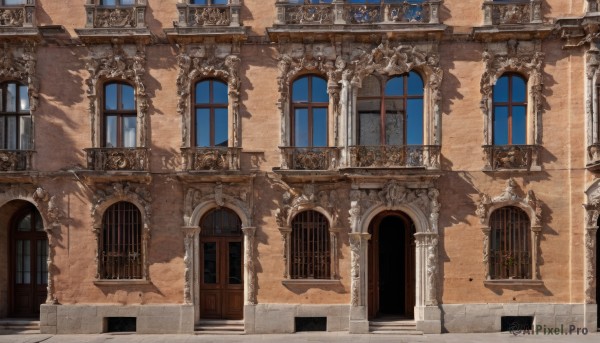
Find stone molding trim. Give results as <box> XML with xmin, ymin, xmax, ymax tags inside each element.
<box><xmin>476</xmin><ymin>178</ymin><xmax>543</xmax><ymax>281</ymax></box>
<box><xmin>480</xmin><ymin>40</ymin><xmax>544</xmax><ymax>147</ymax></box>
<box><xmin>0</xmin><ymin>43</ymin><xmax>39</xmax><ymax>112</ymax></box>
<box><xmin>584</xmin><ymin>179</ymin><xmax>600</xmax><ymax>303</ymax></box>
<box><xmin>182</xmin><ymin>225</ymin><xmax>200</xmax><ymax>305</ymax></box>
<box><xmin>91</xmin><ymin>182</ymin><xmax>152</xmax><ymax>280</ymax></box>
<box><xmin>586</xmin><ymin>47</ymin><xmax>600</xmax><ymax>167</ymax></box>
<box><xmin>84</xmin><ymin>41</ymin><xmax>148</xmax><ymax>148</ymax></box>
<box><xmin>184</xmin><ymin>182</ymin><xmax>252</xmax><ymax>227</ymax></box>
<box><xmin>176</xmin><ymin>43</ymin><xmax>241</xmax><ymax>148</ymax></box>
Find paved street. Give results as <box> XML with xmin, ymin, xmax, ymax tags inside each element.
<box><xmin>1</xmin><ymin>332</ymin><xmax>599</xmax><ymax>343</ymax></box>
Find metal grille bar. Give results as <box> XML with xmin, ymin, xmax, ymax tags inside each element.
<box><xmin>291</xmin><ymin>210</ymin><xmax>330</xmax><ymax>279</ymax></box>
<box><xmin>490</xmin><ymin>206</ymin><xmax>531</xmax><ymax>279</ymax></box>
<box><xmin>101</xmin><ymin>201</ymin><xmax>142</xmax><ymax>280</ymax></box>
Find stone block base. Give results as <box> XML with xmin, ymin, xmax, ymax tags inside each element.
<box><xmin>40</xmin><ymin>304</ymin><xmax>194</xmax><ymax>334</ymax></box>
<box><xmin>244</xmin><ymin>304</ymin><xmax>350</xmax><ymax>334</ymax></box>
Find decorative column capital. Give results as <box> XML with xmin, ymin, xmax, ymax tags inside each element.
<box><xmin>242</xmin><ymin>226</ymin><xmax>257</xmax><ymax>237</ymax></box>
<box><xmin>531</xmin><ymin>225</ymin><xmax>542</xmax><ymax>233</ymax></box>
<box><xmin>182</xmin><ymin>226</ymin><xmax>200</xmax><ymax>237</ymax></box>
<box><xmin>278</xmin><ymin>226</ymin><xmax>292</xmax><ymax>235</ymax></box>
<box><xmin>481</xmin><ymin>225</ymin><xmax>491</xmax><ymax>233</ymax></box>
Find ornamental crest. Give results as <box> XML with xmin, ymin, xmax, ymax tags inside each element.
<box><xmin>91</xmin><ymin>182</ymin><xmax>152</xmax><ymax>223</ymax></box>
<box><xmin>476</xmin><ymin>178</ymin><xmax>542</xmax><ymax>226</ymax></box>
<box><xmin>184</xmin><ymin>182</ymin><xmax>250</xmax><ymax>225</ymax></box>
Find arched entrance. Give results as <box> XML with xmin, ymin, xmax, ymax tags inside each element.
<box><xmin>7</xmin><ymin>202</ymin><xmax>47</xmax><ymax>318</ymax></box>
<box><xmin>368</xmin><ymin>211</ymin><xmax>415</xmax><ymax>319</ymax></box>
<box><xmin>199</xmin><ymin>207</ymin><xmax>243</xmax><ymax>319</ymax></box>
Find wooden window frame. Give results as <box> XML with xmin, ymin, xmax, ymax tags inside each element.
<box><xmin>102</xmin><ymin>82</ymin><xmax>137</xmax><ymax>148</ymax></box>
<box><xmin>290</xmin><ymin>210</ymin><xmax>331</xmax><ymax>280</ymax></box>
<box><xmin>192</xmin><ymin>79</ymin><xmax>229</xmax><ymax>148</ymax></box>
<box><xmin>492</xmin><ymin>73</ymin><xmax>528</xmax><ymax>145</ymax></box>
<box><xmin>489</xmin><ymin>206</ymin><xmax>531</xmax><ymax>280</ymax></box>
<box><xmin>290</xmin><ymin>75</ymin><xmax>329</xmax><ymax>147</ymax></box>
<box><xmin>357</xmin><ymin>73</ymin><xmax>424</xmax><ymax>146</ymax></box>
<box><xmin>99</xmin><ymin>201</ymin><xmax>143</xmax><ymax>280</ymax></box>
<box><xmin>0</xmin><ymin>81</ymin><xmax>30</xmax><ymax>150</ymax></box>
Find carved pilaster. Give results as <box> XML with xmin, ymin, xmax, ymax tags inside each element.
<box><xmin>482</xmin><ymin>226</ymin><xmax>491</xmax><ymax>280</ymax></box>
<box><xmin>531</xmin><ymin>225</ymin><xmax>541</xmax><ymax>280</ymax></box>
<box><xmin>586</xmin><ymin>226</ymin><xmax>598</xmax><ymax>304</ymax></box>
<box><xmin>242</xmin><ymin>226</ymin><xmax>257</xmax><ymax>305</ymax></box>
<box><xmin>44</xmin><ymin>224</ymin><xmax>59</xmax><ymax>305</ymax></box>
<box><xmin>279</xmin><ymin>227</ymin><xmax>292</xmax><ymax>279</ymax></box>
<box><xmin>349</xmin><ymin>232</ymin><xmax>370</xmax><ymax>307</ymax></box>
<box><xmin>182</xmin><ymin>226</ymin><xmax>200</xmax><ymax>305</ymax></box>
<box><xmin>93</xmin><ymin>226</ymin><xmax>101</xmax><ymax>279</ymax></box>
<box><xmin>415</xmin><ymin>232</ymin><xmax>439</xmax><ymax>306</ymax></box>
<box><xmin>329</xmin><ymin>227</ymin><xmax>340</xmax><ymax>280</ymax></box>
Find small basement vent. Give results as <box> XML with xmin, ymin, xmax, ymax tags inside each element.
<box><xmin>501</xmin><ymin>316</ymin><xmax>533</xmax><ymax>332</ymax></box>
<box><xmin>295</xmin><ymin>317</ymin><xmax>327</xmax><ymax>332</ymax></box>
<box><xmin>106</xmin><ymin>317</ymin><xmax>136</xmax><ymax>333</ymax></box>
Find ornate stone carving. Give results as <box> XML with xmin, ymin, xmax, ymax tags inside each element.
<box><xmin>493</xmin><ymin>3</ymin><xmax>529</xmax><ymax>25</ymax></box>
<box><xmin>176</xmin><ymin>44</ymin><xmax>240</xmax><ymax>148</ymax></box>
<box><xmin>584</xmin><ymin>180</ymin><xmax>600</xmax><ymax>303</ymax></box>
<box><xmin>349</xmin><ymin>145</ymin><xmax>440</xmax><ymax>169</ymax></box>
<box><xmin>181</xmin><ymin>147</ymin><xmax>241</xmax><ymax>171</ymax></box>
<box><xmin>344</xmin><ymin>5</ymin><xmax>381</xmax><ymax>24</ymax></box>
<box><xmin>189</xmin><ymin>7</ymin><xmax>231</xmax><ymax>26</ymax></box>
<box><xmin>85</xmin><ymin>147</ymin><xmax>148</xmax><ymax>171</ymax></box>
<box><xmin>482</xmin><ymin>145</ymin><xmax>540</xmax><ymax>171</ymax></box>
<box><xmin>0</xmin><ymin>150</ymin><xmax>34</xmax><ymax>171</ymax></box>
<box><xmin>85</xmin><ymin>42</ymin><xmax>148</xmax><ymax>147</ymax></box>
<box><xmin>242</xmin><ymin>227</ymin><xmax>257</xmax><ymax>305</ymax></box>
<box><xmin>0</xmin><ymin>44</ymin><xmax>39</xmax><ymax>112</ymax></box>
<box><xmin>426</xmin><ymin>235</ymin><xmax>438</xmax><ymax>305</ymax></box>
<box><xmin>286</xmin><ymin>5</ymin><xmax>333</xmax><ymax>24</ymax></box>
<box><xmin>349</xmin><ymin>233</ymin><xmax>361</xmax><ymax>306</ymax></box>
<box><xmin>280</xmin><ymin>147</ymin><xmax>339</xmax><ymax>170</ymax></box>
<box><xmin>183</xmin><ymin>182</ymin><xmax>250</xmax><ymax>226</ymax></box>
<box><xmin>182</xmin><ymin>226</ymin><xmax>199</xmax><ymax>304</ymax></box>
<box><xmin>481</xmin><ymin>41</ymin><xmax>544</xmax><ymax>146</ymax></box>
<box><xmin>85</xmin><ymin>1</ymin><xmax>146</xmax><ymax>29</ymax></box>
<box><xmin>95</xmin><ymin>8</ymin><xmax>135</xmax><ymax>28</ymax></box>
<box><xmin>0</xmin><ymin>8</ymin><xmax>23</xmax><ymax>27</ymax></box>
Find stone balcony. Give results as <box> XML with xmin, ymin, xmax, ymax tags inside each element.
<box><xmin>0</xmin><ymin>0</ymin><xmax>38</xmax><ymax>38</ymax></box>
<box><xmin>279</xmin><ymin>147</ymin><xmax>339</xmax><ymax>171</ymax></box>
<box><xmin>482</xmin><ymin>0</ymin><xmax>542</xmax><ymax>26</ymax></box>
<box><xmin>482</xmin><ymin>145</ymin><xmax>541</xmax><ymax>172</ymax></box>
<box><xmin>76</xmin><ymin>0</ymin><xmax>150</xmax><ymax>42</ymax></box>
<box><xmin>0</xmin><ymin>149</ymin><xmax>34</xmax><ymax>172</ymax></box>
<box><xmin>348</xmin><ymin>145</ymin><xmax>440</xmax><ymax>169</ymax></box>
<box><xmin>181</xmin><ymin>147</ymin><xmax>241</xmax><ymax>172</ymax></box>
<box><xmin>84</xmin><ymin>147</ymin><xmax>149</xmax><ymax>172</ymax></box>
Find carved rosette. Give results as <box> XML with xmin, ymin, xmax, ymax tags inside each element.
<box><xmin>85</xmin><ymin>43</ymin><xmax>148</xmax><ymax>147</ymax></box>
<box><xmin>480</xmin><ymin>41</ymin><xmax>544</xmax><ymax>146</ymax></box>
<box><xmin>0</xmin><ymin>44</ymin><xmax>39</xmax><ymax>112</ymax></box>
<box><xmin>176</xmin><ymin>44</ymin><xmax>240</xmax><ymax>148</ymax></box>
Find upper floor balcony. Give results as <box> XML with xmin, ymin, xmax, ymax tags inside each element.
<box><xmin>0</xmin><ymin>149</ymin><xmax>34</xmax><ymax>172</ymax></box>
<box><xmin>279</xmin><ymin>146</ymin><xmax>339</xmax><ymax>172</ymax></box>
<box><xmin>474</xmin><ymin>0</ymin><xmax>551</xmax><ymax>40</ymax></box>
<box><xmin>181</xmin><ymin>147</ymin><xmax>241</xmax><ymax>172</ymax></box>
<box><xmin>76</xmin><ymin>0</ymin><xmax>150</xmax><ymax>43</ymax></box>
<box><xmin>0</xmin><ymin>0</ymin><xmax>38</xmax><ymax>38</ymax></box>
<box><xmin>482</xmin><ymin>145</ymin><xmax>541</xmax><ymax>172</ymax></box>
<box><xmin>84</xmin><ymin>147</ymin><xmax>149</xmax><ymax>172</ymax></box>
<box><xmin>347</xmin><ymin>145</ymin><xmax>440</xmax><ymax>170</ymax></box>
<box><xmin>269</xmin><ymin>0</ymin><xmax>444</xmax><ymax>41</ymax></box>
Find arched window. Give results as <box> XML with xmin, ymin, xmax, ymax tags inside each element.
<box><xmin>194</xmin><ymin>79</ymin><xmax>228</xmax><ymax>147</ymax></box>
<box><xmin>290</xmin><ymin>210</ymin><xmax>330</xmax><ymax>279</ymax></box>
<box><xmin>103</xmin><ymin>82</ymin><xmax>136</xmax><ymax>148</ymax></box>
<box><xmin>100</xmin><ymin>201</ymin><xmax>142</xmax><ymax>280</ymax></box>
<box><xmin>357</xmin><ymin>72</ymin><xmax>424</xmax><ymax>146</ymax></box>
<box><xmin>0</xmin><ymin>81</ymin><xmax>31</xmax><ymax>150</ymax></box>
<box><xmin>493</xmin><ymin>74</ymin><xmax>527</xmax><ymax>145</ymax></box>
<box><xmin>489</xmin><ymin>206</ymin><xmax>531</xmax><ymax>279</ymax></box>
<box><xmin>291</xmin><ymin>75</ymin><xmax>328</xmax><ymax>147</ymax></box>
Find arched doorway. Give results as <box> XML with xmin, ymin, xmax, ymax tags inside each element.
<box><xmin>199</xmin><ymin>207</ymin><xmax>243</xmax><ymax>319</ymax></box>
<box><xmin>9</xmin><ymin>202</ymin><xmax>47</xmax><ymax>318</ymax></box>
<box><xmin>368</xmin><ymin>211</ymin><xmax>415</xmax><ymax>319</ymax></box>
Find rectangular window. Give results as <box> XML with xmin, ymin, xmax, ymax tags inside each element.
<box><xmin>122</xmin><ymin>116</ymin><xmax>136</xmax><ymax>148</ymax></box>
<box><xmin>294</xmin><ymin>108</ymin><xmax>309</xmax><ymax>147</ymax></box>
<box><xmin>195</xmin><ymin>108</ymin><xmax>211</xmax><ymax>147</ymax></box>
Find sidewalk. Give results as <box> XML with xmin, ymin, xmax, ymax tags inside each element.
<box><xmin>0</xmin><ymin>332</ymin><xmax>599</xmax><ymax>343</ymax></box>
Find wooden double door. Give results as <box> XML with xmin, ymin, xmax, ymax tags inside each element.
<box><xmin>368</xmin><ymin>213</ymin><xmax>415</xmax><ymax>319</ymax></box>
<box><xmin>10</xmin><ymin>204</ymin><xmax>48</xmax><ymax>318</ymax></box>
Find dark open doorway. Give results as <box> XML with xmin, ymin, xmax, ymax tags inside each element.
<box><xmin>368</xmin><ymin>212</ymin><xmax>415</xmax><ymax>319</ymax></box>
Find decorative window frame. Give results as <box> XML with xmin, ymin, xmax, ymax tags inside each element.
<box><xmin>476</xmin><ymin>178</ymin><xmax>543</xmax><ymax>285</ymax></box>
<box><xmin>480</xmin><ymin>40</ymin><xmax>544</xmax><ymax>171</ymax></box>
<box><xmin>91</xmin><ymin>182</ymin><xmax>152</xmax><ymax>283</ymax></box>
<box><xmin>274</xmin><ymin>182</ymin><xmax>341</xmax><ymax>284</ymax></box>
<box><xmin>85</xmin><ymin>42</ymin><xmax>148</xmax><ymax>148</ymax></box>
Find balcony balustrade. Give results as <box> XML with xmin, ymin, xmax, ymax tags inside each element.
<box><xmin>280</xmin><ymin>147</ymin><xmax>339</xmax><ymax>171</ymax></box>
<box><xmin>84</xmin><ymin>0</ymin><xmax>147</xmax><ymax>29</ymax></box>
<box><xmin>175</xmin><ymin>0</ymin><xmax>241</xmax><ymax>28</ymax></box>
<box><xmin>482</xmin><ymin>0</ymin><xmax>542</xmax><ymax>26</ymax></box>
<box><xmin>348</xmin><ymin>145</ymin><xmax>440</xmax><ymax>169</ymax></box>
<box><xmin>0</xmin><ymin>0</ymin><xmax>35</xmax><ymax>28</ymax></box>
<box><xmin>85</xmin><ymin>147</ymin><xmax>149</xmax><ymax>171</ymax></box>
<box><xmin>0</xmin><ymin>150</ymin><xmax>34</xmax><ymax>172</ymax></box>
<box><xmin>482</xmin><ymin>145</ymin><xmax>540</xmax><ymax>171</ymax></box>
<box><xmin>181</xmin><ymin>147</ymin><xmax>241</xmax><ymax>171</ymax></box>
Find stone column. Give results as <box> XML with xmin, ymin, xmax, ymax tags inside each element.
<box><xmin>182</xmin><ymin>226</ymin><xmax>200</xmax><ymax>305</ymax></box>
<box><xmin>481</xmin><ymin>226</ymin><xmax>491</xmax><ymax>280</ymax></box>
<box><xmin>278</xmin><ymin>227</ymin><xmax>292</xmax><ymax>279</ymax></box>
<box><xmin>586</xmin><ymin>226</ymin><xmax>598</xmax><ymax>304</ymax></box>
<box><xmin>44</xmin><ymin>225</ymin><xmax>59</xmax><ymax>305</ymax></box>
<box><xmin>242</xmin><ymin>227</ymin><xmax>257</xmax><ymax>305</ymax></box>
<box><xmin>414</xmin><ymin>232</ymin><xmax>441</xmax><ymax>334</ymax></box>
<box><xmin>349</xmin><ymin>232</ymin><xmax>370</xmax><ymax>334</ymax></box>
<box><xmin>531</xmin><ymin>225</ymin><xmax>541</xmax><ymax>280</ymax></box>
<box><xmin>93</xmin><ymin>226</ymin><xmax>101</xmax><ymax>279</ymax></box>
<box><xmin>333</xmin><ymin>0</ymin><xmax>346</xmax><ymax>25</ymax></box>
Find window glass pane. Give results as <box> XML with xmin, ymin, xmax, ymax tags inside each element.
<box><xmin>7</xmin><ymin>115</ymin><xmax>16</xmax><ymax>150</ymax></box>
<box><xmin>100</xmin><ymin>0</ymin><xmax>116</xmax><ymax>5</ymax></box>
<box><xmin>35</xmin><ymin>211</ymin><xmax>43</xmax><ymax>231</ymax></box>
<box><xmin>105</xmin><ymin>115</ymin><xmax>117</xmax><ymax>148</ymax></box>
<box><xmin>212</xmin><ymin>81</ymin><xmax>228</xmax><ymax>104</ymax></box>
<box><xmin>493</xmin><ymin>106</ymin><xmax>509</xmax><ymax>145</ymax></box>
<box><xmin>195</xmin><ymin>81</ymin><xmax>210</xmax><ymax>104</ymax></box>
<box><xmin>213</xmin><ymin>0</ymin><xmax>228</xmax><ymax>4</ymax></box>
<box><xmin>407</xmin><ymin>72</ymin><xmax>424</xmax><ymax>96</ymax></box>
<box><xmin>228</xmin><ymin>242</ymin><xmax>242</xmax><ymax>285</ymax></box>
<box><xmin>311</xmin><ymin>77</ymin><xmax>328</xmax><ymax>103</ymax></box>
<box><xmin>195</xmin><ymin>108</ymin><xmax>210</xmax><ymax>147</ymax></box>
<box><xmin>214</xmin><ymin>108</ymin><xmax>228</xmax><ymax>147</ymax></box>
<box><xmin>120</xmin><ymin>0</ymin><xmax>135</xmax><ymax>4</ymax></box>
<box><xmin>19</xmin><ymin>115</ymin><xmax>31</xmax><ymax>150</ymax></box>
<box><xmin>190</xmin><ymin>0</ymin><xmax>208</xmax><ymax>4</ymax></box>
<box><xmin>6</xmin><ymin>83</ymin><xmax>16</xmax><ymax>112</ymax></box>
<box><xmin>105</xmin><ymin>84</ymin><xmax>117</xmax><ymax>110</ymax></box>
<box><xmin>0</xmin><ymin>116</ymin><xmax>5</xmax><ymax>149</ymax></box>
<box><xmin>203</xmin><ymin>242</ymin><xmax>217</xmax><ymax>284</ymax></box>
<box><xmin>512</xmin><ymin>76</ymin><xmax>527</xmax><ymax>103</ymax></box>
<box><xmin>19</xmin><ymin>85</ymin><xmax>29</xmax><ymax>112</ymax></box>
<box><xmin>358</xmin><ymin>99</ymin><xmax>381</xmax><ymax>145</ymax></box>
<box><xmin>18</xmin><ymin>213</ymin><xmax>31</xmax><ymax>231</ymax></box>
<box><xmin>120</xmin><ymin>84</ymin><xmax>135</xmax><ymax>110</ymax></box>
<box><xmin>406</xmin><ymin>98</ymin><xmax>423</xmax><ymax>145</ymax></box>
<box><xmin>359</xmin><ymin>75</ymin><xmax>381</xmax><ymax>97</ymax></box>
<box><xmin>292</xmin><ymin>77</ymin><xmax>308</xmax><ymax>103</ymax></box>
<box><xmin>23</xmin><ymin>240</ymin><xmax>30</xmax><ymax>284</ymax></box>
<box><xmin>385</xmin><ymin>76</ymin><xmax>404</xmax><ymax>96</ymax></box>
<box><xmin>38</xmin><ymin>240</ymin><xmax>48</xmax><ymax>285</ymax></box>
<box><xmin>512</xmin><ymin>106</ymin><xmax>526</xmax><ymax>144</ymax></box>
<box><xmin>384</xmin><ymin>99</ymin><xmax>404</xmax><ymax>145</ymax></box>
<box><xmin>493</xmin><ymin>76</ymin><xmax>509</xmax><ymax>102</ymax></box>
<box><xmin>4</xmin><ymin>0</ymin><xmax>25</xmax><ymax>5</ymax></box>
<box><xmin>312</xmin><ymin>108</ymin><xmax>327</xmax><ymax>147</ymax></box>
<box><xmin>122</xmin><ymin>116</ymin><xmax>136</xmax><ymax>147</ymax></box>
<box><xmin>16</xmin><ymin>240</ymin><xmax>22</xmax><ymax>284</ymax></box>
<box><xmin>294</xmin><ymin>108</ymin><xmax>309</xmax><ymax>147</ymax></box>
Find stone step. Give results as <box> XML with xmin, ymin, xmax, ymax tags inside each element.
<box><xmin>370</xmin><ymin>329</ymin><xmax>424</xmax><ymax>335</ymax></box>
<box><xmin>195</xmin><ymin>330</ymin><xmax>245</xmax><ymax>335</ymax></box>
<box><xmin>370</xmin><ymin>325</ymin><xmax>417</xmax><ymax>331</ymax></box>
<box><xmin>0</xmin><ymin>320</ymin><xmax>40</xmax><ymax>333</ymax></box>
<box><xmin>195</xmin><ymin>325</ymin><xmax>245</xmax><ymax>331</ymax></box>
<box><xmin>195</xmin><ymin>319</ymin><xmax>244</xmax><ymax>335</ymax></box>
<box><xmin>370</xmin><ymin>321</ymin><xmax>416</xmax><ymax>327</ymax></box>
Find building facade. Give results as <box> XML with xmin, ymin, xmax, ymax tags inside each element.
<box><xmin>0</xmin><ymin>0</ymin><xmax>598</xmax><ymax>335</ymax></box>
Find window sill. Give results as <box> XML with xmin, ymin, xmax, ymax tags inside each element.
<box><xmin>484</xmin><ymin>279</ymin><xmax>544</xmax><ymax>287</ymax></box>
<box><xmin>94</xmin><ymin>280</ymin><xmax>151</xmax><ymax>286</ymax></box>
<box><xmin>282</xmin><ymin>279</ymin><xmax>341</xmax><ymax>287</ymax></box>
